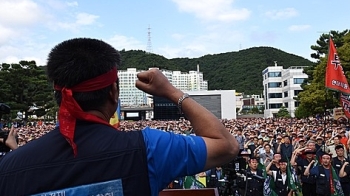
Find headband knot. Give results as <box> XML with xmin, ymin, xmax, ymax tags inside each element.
<box><xmin>55</xmin><ymin>67</ymin><xmax>118</xmax><ymax>156</ymax></box>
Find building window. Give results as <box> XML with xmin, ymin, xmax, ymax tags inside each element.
<box><xmin>265</xmin><ymin>84</ymin><xmax>268</xmax><ymax>109</ymax></box>
<box><xmin>268</xmin><ymin>72</ymin><xmax>281</xmax><ymax>77</ymax></box>
<box><xmin>293</xmin><ymin>78</ymin><xmax>305</xmax><ymax>84</ymax></box>
<box><xmin>284</xmin><ymin>103</ymin><xmax>288</xmax><ymax>107</ymax></box>
<box><xmin>294</xmin><ymin>90</ymin><xmax>302</xmax><ymax>96</ymax></box>
<box><xmin>269</xmin><ymin>103</ymin><xmax>283</xmax><ymax>109</ymax></box>
<box><xmin>284</xmin><ymin>91</ymin><xmax>288</xmax><ymax>97</ymax></box>
<box><xmin>268</xmin><ymin>82</ymin><xmax>282</xmax><ymax>88</ymax></box>
<box><xmin>283</xmin><ymin>80</ymin><xmax>288</xmax><ymax>86</ymax></box>
<box><xmin>295</xmin><ymin>101</ymin><xmax>300</xmax><ymax>107</ymax></box>
<box><xmin>268</xmin><ymin>93</ymin><xmax>282</xmax><ymax>98</ymax></box>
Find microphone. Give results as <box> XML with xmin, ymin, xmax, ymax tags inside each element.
<box><xmin>240</xmin><ymin>170</ymin><xmax>265</xmax><ymax>180</ymax></box>
<box><xmin>248</xmin><ymin>173</ymin><xmax>265</xmax><ymax>180</ymax></box>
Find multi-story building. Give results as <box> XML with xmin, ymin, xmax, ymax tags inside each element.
<box><xmin>118</xmin><ymin>67</ymin><xmax>208</xmax><ymax>106</ymax></box>
<box><xmin>118</xmin><ymin>68</ymin><xmax>147</xmax><ymax>107</ymax></box>
<box><xmin>262</xmin><ymin>63</ymin><xmax>308</xmax><ymax>118</ymax></box>
<box><xmin>236</xmin><ymin>93</ymin><xmax>264</xmax><ymax>115</ymax></box>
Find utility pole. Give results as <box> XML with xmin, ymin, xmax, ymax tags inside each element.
<box><xmin>147</xmin><ymin>25</ymin><xmax>153</xmax><ymax>54</ymax></box>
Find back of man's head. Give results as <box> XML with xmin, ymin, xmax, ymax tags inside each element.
<box><xmin>47</xmin><ymin>38</ymin><xmax>120</xmax><ymax>111</ymax></box>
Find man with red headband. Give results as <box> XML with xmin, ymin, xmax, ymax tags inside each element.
<box><xmin>0</xmin><ymin>38</ymin><xmax>239</xmax><ymax>195</ymax></box>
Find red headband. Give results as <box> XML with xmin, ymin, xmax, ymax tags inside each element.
<box><xmin>54</xmin><ymin>67</ymin><xmax>118</xmax><ymax>156</ymax></box>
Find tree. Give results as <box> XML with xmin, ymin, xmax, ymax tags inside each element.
<box><xmin>304</xmin><ymin>30</ymin><xmax>349</xmax><ymax>85</ymax></box>
<box><xmin>294</xmin><ymin>104</ymin><xmax>312</xmax><ymax>119</ymax></box>
<box><xmin>298</xmin><ymin>30</ymin><xmax>350</xmax><ymax>117</ymax></box>
<box><xmin>0</xmin><ymin>61</ymin><xmax>54</xmax><ymax>120</ymax></box>
<box><xmin>276</xmin><ymin>106</ymin><xmax>291</xmax><ymax>118</ymax></box>
<box><xmin>121</xmin><ymin>47</ymin><xmax>313</xmax><ymax>95</ymax></box>
<box><xmin>250</xmin><ymin>107</ymin><xmax>260</xmax><ymax>114</ymax></box>
<box><xmin>310</xmin><ymin>30</ymin><xmax>348</xmax><ymax>60</ymax></box>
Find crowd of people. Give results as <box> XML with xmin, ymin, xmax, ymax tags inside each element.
<box><xmin>2</xmin><ymin>116</ymin><xmax>350</xmax><ymax>195</ymax></box>
<box><xmin>2</xmin><ymin>117</ymin><xmax>349</xmax><ymax>148</ymax></box>
<box><xmin>0</xmin><ymin>37</ymin><xmax>349</xmax><ymax>196</ymax></box>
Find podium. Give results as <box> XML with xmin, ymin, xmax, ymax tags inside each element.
<box><xmin>159</xmin><ymin>188</ymin><xmax>219</xmax><ymax>196</ymax></box>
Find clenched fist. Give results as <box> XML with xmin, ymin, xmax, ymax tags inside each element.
<box><xmin>135</xmin><ymin>69</ymin><xmax>181</xmax><ymax>100</ymax></box>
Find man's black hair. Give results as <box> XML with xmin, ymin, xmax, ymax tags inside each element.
<box><xmin>264</xmin><ymin>143</ymin><xmax>271</xmax><ymax>148</ymax></box>
<box><xmin>47</xmin><ymin>38</ymin><xmax>120</xmax><ymax>111</ymax></box>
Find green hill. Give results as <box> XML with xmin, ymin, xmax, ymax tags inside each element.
<box><xmin>119</xmin><ymin>47</ymin><xmax>315</xmax><ymax>95</ymax></box>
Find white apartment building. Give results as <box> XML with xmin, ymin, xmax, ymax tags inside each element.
<box><xmin>118</xmin><ymin>68</ymin><xmax>148</xmax><ymax>106</ymax></box>
<box><xmin>262</xmin><ymin>64</ymin><xmax>308</xmax><ymax>118</ymax></box>
<box><xmin>118</xmin><ymin>67</ymin><xmax>208</xmax><ymax>106</ymax></box>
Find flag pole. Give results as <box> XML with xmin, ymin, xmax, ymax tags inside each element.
<box><xmin>324</xmin><ymin>90</ymin><xmax>327</xmax><ymax>153</ymax></box>
<box><xmin>324</xmin><ymin>33</ymin><xmax>332</xmax><ymax>153</ymax></box>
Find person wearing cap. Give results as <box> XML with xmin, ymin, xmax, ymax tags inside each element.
<box><xmin>236</xmin><ymin>157</ymin><xmax>264</xmax><ymax>196</ymax></box>
<box><xmin>297</xmin><ymin>138</ymin><xmax>306</xmax><ymax>149</ymax></box>
<box><xmin>258</xmin><ymin>129</ymin><xmax>269</xmax><ymax>141</ymax></box>
<box><xmin>240</xmin><ymin>150</ymin><xmax>251</xmax><ymax>163</ymax></box>
<box><xmin>291</xmin><ymin>148</ymin><xmax>317</xmax><ymax>196</ymax></box>
<box><xmin>266</xmin><ymin>158</ymin><xmax>292</xmax><ymax>196</ymax></box>
<box><xmin>0</xmin><ymin>38</ymin><xmax>239</xmax><ymax>195</ymax></box>
<box><xmin>304</xmin><ymin>153</ymin><xmax>338</xmax><ymax>196</ymax></box>
<box><xmin>332</xmin><ymin>144</ymin><xmax>350</xmax><ymax>196</ymax></box>
<box><xmin>272</xmin><ymin>135</ymin><xmax>283</xmax><ymax>154</ymax></box>
<box><xmin>315</xmin><ymin>136</ymin><xmax>330</xmax><ymax>158</ymax></box>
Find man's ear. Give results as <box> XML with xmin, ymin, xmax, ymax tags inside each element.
<box><xmin>109</xmin><ymin>83</ymin><xmax>119</xmax><ymax>104</ymax></box>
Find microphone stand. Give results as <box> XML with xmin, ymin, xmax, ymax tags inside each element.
<box><xmin>244</xmin><ymin>174</ymin><xmax>248</xmax><ymax>196</ymax></box>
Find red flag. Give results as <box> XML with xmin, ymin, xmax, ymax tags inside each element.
<box><xmin>325</xmin><ymin>37</ymin><xmax>350</xmax><ymax>94</ymax></box>
<box><xmin>340</xmin><ymin>93</ymin><xmax>350</xmax><ymax>119</ymax></box>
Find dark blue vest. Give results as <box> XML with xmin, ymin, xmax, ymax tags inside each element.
<box><xmin>316</xmin><ymin>166</ymin><xmax>331</xmax><ymax>196</ymax></box>
<box><xmin>274</xmin><ymin>171</ymin><xmax>289</xmax><ymax>196</ymax></box>
<box><xmin>237</xmin><ymin>168</ymin><xmax>264</xmax><ymax>196</ymax></box>
<box><xmin>0</xmin><ymin>122</ymin><xmax>151</xmax><ymax>196</ymax></box>
<box><xmin>298</xmin><ymin>158</ymin><xmax>316</xmax><ymax>184</ymax></box>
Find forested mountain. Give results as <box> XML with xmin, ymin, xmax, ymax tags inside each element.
<box><xmin>119</xmin><ymin>47</ymin><xmax>315</xmax><ymax>95</ymax></box>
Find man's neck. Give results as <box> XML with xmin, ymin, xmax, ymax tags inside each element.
<box><xmin>337</xmin><ymin>156</ymin><xmax>345</xmax><ymax>161</ymax></box>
